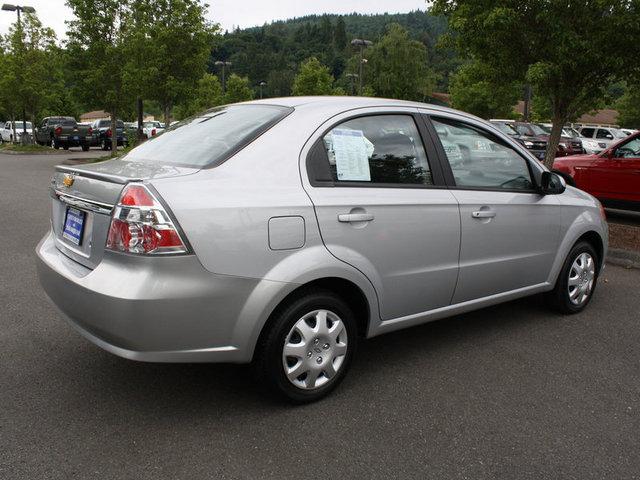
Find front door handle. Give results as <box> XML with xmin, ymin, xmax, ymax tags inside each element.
<box><xmin>338</xmin><ymin>213</ymin><xmax>374</xmax><ymax>223</ymax></box>
<box><xmin>472</xmin><ymin>210</ymin><xmax>496</xmax><ymax>219</ymax></box>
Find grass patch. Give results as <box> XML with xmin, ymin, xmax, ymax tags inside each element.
<box><xmin>0</xmin><ymin>142</ymin><xmax>55</xmax><ymax>153</ymax></box>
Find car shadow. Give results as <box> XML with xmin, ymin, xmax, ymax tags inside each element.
<box><xmin>59</xmin><ymin>293</ymin><xmax>557</xmax><ymax>414</ymax></box>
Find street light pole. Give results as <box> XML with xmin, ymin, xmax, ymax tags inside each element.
<box><xmin>259</xmin><ymin>81</ymin><xmax>267</xmax><ymax>99</ymax></box>
<box><xmin>2</xmin><ymin>3</ymin><xmax>36</xmax><ymax>144</ymax></box>
<box><xmin>214</xmin><ymin>60</ymin><xmax>232</xmax><ymax>94</ymax></box>
<box><xmin>350</xmin><ymin>38</ymin><xmax>372</xmax><ymax>95</ymax></box>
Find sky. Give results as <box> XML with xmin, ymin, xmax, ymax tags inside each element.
<box><xmin>0</xmin><ymin>0</ymin><xmax>427</xmax><ymax>40</ymax></box>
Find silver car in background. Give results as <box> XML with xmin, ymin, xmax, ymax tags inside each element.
<box><xmin>579</xmin><ymin>126</ymin><xmax>627</xmax><ymax>154</ymax></box>
<box><xmin>37</xmin><ymin>97</ymin><xmax>608</xmax><ymax>402</ymax></box>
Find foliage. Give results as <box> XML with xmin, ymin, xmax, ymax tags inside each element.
<box><xmin>0</xmin><ymin>12</ymin><xmax>63</xmax><ymax>138</ymax></box>
<box><xmin>223</xmin><ymin>74</ymin><xmax>254</xmax><ymax>103</ymax></box>
<box><xmin>616</xmin><ymin>85</ymin><xmax>640</xmax><ymax>129</ymax></box>
<box><xmin>128</xmin><ymin>0</ymin><xmax>217</xmax><ymax>126</ymax></box>
<box><xmin>432</xmin><ymin>0</ymin><xmax>640</xmax><ymax>167</ymax></box>
<box><xmin>364</xmin><ymin>23</ymin><xmax>434</xmax><ymax>101</ymax></box>
<box><xmin>449</xmin><ymin>61</ymin><xmax>520</xmax><ymax>119</ymax></box>
<box><xmin>292</xmin><ymin>57</ymin><xmax>336</xmax><ymax>96</ymax></box>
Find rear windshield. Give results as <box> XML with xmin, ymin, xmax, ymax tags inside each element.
<box><xmin>51</xmin><ymin>118</ymin><xmax>76</xmax><ymax>126</ymax></box>
<box><xmin>98</xmin><ymin>120</ymin><xmax>124</xmax><ymax>128</ymax></box>
<box><xmin>122</xmin><ymin>105</ymin><xmax>292</xmax><ymax>168</ymax></box>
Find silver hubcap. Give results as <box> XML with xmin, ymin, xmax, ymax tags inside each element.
<box><xmin>282</xmin><ymin>309</ymin><xmax>348</xmax><ymax>390</ymax></box>
<box><xmin>568</xmin><ymin>252</ymin><xmax>596</xmax><ymax>305</ymax></box>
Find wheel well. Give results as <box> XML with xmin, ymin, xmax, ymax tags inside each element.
<box><xmin>577</xmin><ymin>231</ymin><xmax>604</xmax><ymax>266</ymax></box>
<box><xmin>259</xmin><ymin>277</ymin><xmax>370</xmax><ymax>346</ymax></box>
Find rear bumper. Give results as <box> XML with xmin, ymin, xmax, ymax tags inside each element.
<box><xmin>35</xmin><ymin>230</ymin><xmax>284</xmax><ymax>363</ymax></box>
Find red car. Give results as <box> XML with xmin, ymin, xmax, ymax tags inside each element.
<box><xmin>553</xmin><ymin>132</ymin><xmax>640</xmax><ymax>211</ymax></box>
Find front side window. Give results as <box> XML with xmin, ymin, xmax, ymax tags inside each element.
<box><xmin>432</xmin><ymin>117</ymin><xmax>534</xmax><ymax>191</ymax></box>
<box><xmin>581</xmin><ymin>128</ymin><xmax>595</xmax><ymax>138</ymax></box>
<box><xmin>321</xmin><ymin>115</ymin><xmax>433</xmax><ymax>185</ymax></box>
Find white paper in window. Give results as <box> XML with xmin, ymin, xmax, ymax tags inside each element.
<box><xmin>332</xmin><ymin>128</ymin><xmax>371</xmax><ymax>181</ymax></box>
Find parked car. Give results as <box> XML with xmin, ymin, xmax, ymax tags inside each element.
<box><xmin>553</xmin><ymin>131</ymin><xmax>640</xmax><ymax>211</ymax></box>
<box><xmin>142</xmin><ymin>121</ymin><xmax>164</xmax><ymax>138</ymax></box>
<box><xmin>620</xmin><ymin>128</ymin><xmax>638</xmax><ymax>136</ymax></box>
<box><xmin>37</xmin><ymin>98</ymin><xmax>608</xmax><ymax>402</ymax></box>
<box><xmin>490</xmin><ymin>120</ymin><xmax>548</xmax><ymax>160</ymax></box>
<box><xmin>1</xmin><ymin>120</ymin><xmax>33</xmax><ymax>143</ymax></box>
<box><xmin>538</xmin><ymin>123</ymin><xmax>585</xmax><ymax>155</ymax></box>
<box><xmin>35</xmin><ymin>117</ymin><xmax>91</xmax><ymax>151</ymax></box>
<box><xmin>89</xmin><ymin>119</ymin><xmax>128</xmax><ymax>150</ymax></box>
<box><xmin>578</xmin><ymin>126</ymin><xmax>627</xmax><ymax>154</ymax></box>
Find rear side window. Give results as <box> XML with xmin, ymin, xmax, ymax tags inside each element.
<box><xmin>596</xmin><ymin>129</ymin><xmax>613</xmax><ymax>139</ymax></box>
<box><xmin>431</xmin><ymin>117</ymin><xmax>534</xmax><ymax>191</ymax></box>
<box><xmin>320</xmin><ymin>115</ymin><xmax>433</xmax><ymax>185</ymax></box>
<box><xmin>122</xmin><ymin>105</ymin><xmax>292</xmax><ymax>168</ymax></box>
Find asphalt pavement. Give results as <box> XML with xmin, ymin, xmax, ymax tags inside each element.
<box><xmin>1</xmin><ymin>151</ymin><xmax>639</xmax><ymax>479</ymax></box>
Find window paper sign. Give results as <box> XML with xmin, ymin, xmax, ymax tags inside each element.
<box><xmin>331</xmin><ymin>128</ymin><xmax>371</xmax><ymax>181</ymax></box>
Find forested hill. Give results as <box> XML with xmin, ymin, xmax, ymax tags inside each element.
<box><xmin>211</xmin><ymin>10</ymin><xmax>458</xmax><ymax>97</ymax></box>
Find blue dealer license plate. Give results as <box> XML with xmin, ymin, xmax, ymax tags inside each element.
<box><xmin>62</xmin><ymin>207</ymin><xmax>85</xmax><ymax>245</ymax></box>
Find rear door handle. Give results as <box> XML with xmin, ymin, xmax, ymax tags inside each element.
<box><xmin>472</xmin><ymin>210</ymin><xmax>496</xmax><ymax>219</ymax></box>
<box><xmin>338</xmin><ymin>213</ymin><xmax>374</xmax><ymax>223</ymax></box>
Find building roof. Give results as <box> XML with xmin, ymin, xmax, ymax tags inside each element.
<box><xmin>80</xmin><ymin>110</ymin><xmax>111</xmax><ymax>120</ymax></box>
<box><xmin>576</xmin><ymin>108</ymin><xmax>619</xmax><ymax>126</ymax></box>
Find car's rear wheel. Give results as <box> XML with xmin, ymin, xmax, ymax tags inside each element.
<box><xmin>549</xmin><ymin>241</ymin><xmax>599</xmax><ymax>314</ymax></box>
<box><xmin>50</xmin><ymin>137</ymin><xmax>59</xmax><ymax>149</ymax></box>
<box><xmin>255</xmin><ymin>289</ymin><xmax>356</xmax><ymax>403</ymax></box>
<box><xmin>81</xmin><ymin>144</ymin><xmax>90</xmax><ymax>151</ymax></box>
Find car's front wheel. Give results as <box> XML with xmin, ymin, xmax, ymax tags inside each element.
<box><xmin>255</xmin><ymin>290</ymin><xmax>356</xmax><ymax>403</ymax></box>
<box><xmin>550</xmin><ymin>241</ymin><xmax>599</xmax><ymax>314</ymax></box>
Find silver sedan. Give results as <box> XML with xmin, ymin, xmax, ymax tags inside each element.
<box><xmin>37</xmin><ymin>97</ymin><xmax>608</xmax><ymax>402</ymax></box>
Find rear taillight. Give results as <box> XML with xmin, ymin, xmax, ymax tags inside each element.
<box><xmin>151</xmin><ymin>128</ymin><xmax>157</xmax><ymax>136</ymax></box>
<box><xmin>87</xmin><ymin>127</ymin><xmax>93</xmax><ymax>136</ymax></box>
<box><xmin>106</xmin><ymin>129</ymin><xmax>112</xmax><ymax>138</ymax></box>
<box><xmin>106</xmin><ymin>184</ymin><xmax>188</xmax><ymax>255</ymax></box>
<box><xmin>54</xmin><ymin>126</ymin><xmax>62</xmax><ymax>136</ymax></box>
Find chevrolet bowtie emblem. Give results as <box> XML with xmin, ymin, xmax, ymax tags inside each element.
<box><xmin>62</xmin><ymin>173</ymin><xmax>75</xmax><ymax>188</ymax></box>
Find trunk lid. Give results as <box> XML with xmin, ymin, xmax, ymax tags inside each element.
<box><xmin>50</xmin><ymin>159</ymin><xmax>198</xmax><ymax>269</ymax></box>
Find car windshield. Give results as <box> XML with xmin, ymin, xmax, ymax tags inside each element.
<box><xmin>123</xmin><ymin>105</ymin><xmax>292</xmax><ymax>168</ymax></box>
<box><xmin>528</xmin><ymin>123</ymin><xmax>547</xmax><ymax>135</ymax></box>
<box><xmin>611</xmin><ymin>129</ymin><xmax>627</xmax><ymax>139</ymax></box>
<box><xmin>493</xmin><ymin>122</ymin><xmax>518</xmax><ymax>136</ymax></box>
<box><xmin>537</xmin><ymin>124</ymin><xmax>552</xmax><ymax>134</ymax></box>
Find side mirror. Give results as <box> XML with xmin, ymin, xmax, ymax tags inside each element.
<box><xmin>540</xmin><ymin>171</ymin><xmax>566</xmax><ymax>195</ymax></box>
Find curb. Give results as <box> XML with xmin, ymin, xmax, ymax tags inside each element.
<box><xmin>606</xmin><ymin>248</ymin><xmax>640</xmax><ymax>269</ymax></box>
<box><xmin>0</xmin><ymin>149</ymin><xmax>69</xmax><ymax>155</ymax></box>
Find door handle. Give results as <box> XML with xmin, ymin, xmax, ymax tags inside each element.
<box><xmin>338</xmin><ymin>213</ymin><xmax>374</xmax><ymax>223</ymax></box>
<box><xmin>472</xmin><ymin>210</ymin><xmax>496</xmax><ymax>219</ymax></box>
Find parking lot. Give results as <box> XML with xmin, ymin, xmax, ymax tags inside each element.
<box><xmin>1</xmin><ymin>151</ymin><xmax>639</xmax><ymax>479</ymax></box>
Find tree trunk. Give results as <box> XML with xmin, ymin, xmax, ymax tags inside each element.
<box><xmin>164</xmin><ymin>104</ymin><xmax>171</xmax><ymax>131</ymax></box>
<box><xmin>11</xmin><ymin>114</ymin><xmax>17</xmax><ymax>144</ymax></box>
<box><xmin>110</xmin><ymin>109</ymin><xmax>117</xmax><ymax>153</ymax></box>
<box><xmin>137</xmin><ymin>97</ymin><xmax>144</xmax><ymax>142</ymax></box>
<box><xmin>544</xmin><ymin>112</ymin><xmax>567</xmax><ymax>169</ymax></box>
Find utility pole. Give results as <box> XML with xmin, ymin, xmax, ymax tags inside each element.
<box><xmin>523</xmin><ymin>84</ymin><xmax>532</xmax><ymax>122</ymax></box>
<box><xmin>2</xmin><ymin>3</ymin><xmax>36</xmax><ymax>144</ymax></box>
<box><xmin>259</xmin><ymin>81</ymin><xmax>267</xmax><ymax>99</ymax></box>
<box><xmin>214</xmin><ymin>60</ymin><xmax>232</xmax><ymax>94</ymax></box>
<box><xmin>350</xmin><ymin>38</ymin><xmax>372</xmax><ymax>95</ymax></box>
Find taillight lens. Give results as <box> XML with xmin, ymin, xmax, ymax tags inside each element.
<box><xmin>54</xmin><ymin>126</ymin><xmax>62</xmax><ymax>135</ymax></box>
<box><xmin>106</xmin><ymin>129</ymin><xmax>112</xmax><ymax>137</ymax></box>
<box><xmin>87</xmin><ymin>127</ymin><xmax>93</xmax><ymax>136</ymax></box>
<box><xmin>151</xmin><ymin>128</ymin><xmax>157</xmax><ymax>136</ymax></box>
<box><xmin>106</xmin><ymin>184</ymin><xmax>188</xmax><ymax>255</ymax></box>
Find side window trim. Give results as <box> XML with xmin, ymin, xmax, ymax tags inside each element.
<box><xmin>423</xmin><ymin>113</ymin><xmax>541</xmax><ymax>193</ymax></box>
<box><xmin>306</xmin><ymin>111</ymin><xmax>447</xmax><ymax>189</ymax></box>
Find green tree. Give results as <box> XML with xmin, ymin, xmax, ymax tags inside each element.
<box><xmin>449</xmin><ymin>61</ymin><xmax>520</xmax><ymax>119</ymax></box>
<box><xmin>364</xmin><ymin>23</ymin><xmax>435</xmax><ymax>101</ymax></box>
<box><xmin>131</xmin><ymin>0</ymin><xmax>217</xmax><ymax>127</ymax></box>
<box><xmin>267</xmin><ymin>69</ymin><xmax>295</xmax><ymax>97</ymax></box>
<box><xmin>223</xmin><ymin>74</ymin><xmax>254</xmax><ymax>103</ymax></box>
<box><xmin>616</xmin><ymin>86</ymin><xmax>640</xmax><ymax>129</ymax></box>
<box><xmin>432</xmin><ymin>0</ymin><xmax>640</xmax><ymax>168</ymax></box>
<box><xmin>333</xmin><ymin>16</ymin><xmax>347</xmax><ymax>50</ymax></box>
<box><xmin>292</xmin><ymin>57</ymin><xmax>335</xmax><ymax>95</ymax></box>
<box><xmin>66</xmin><ymin>0</ymin><xmax>131</xmax><ymax>152</ymax></box>
<box><xmin>0</xmin><ymin>11</ymin><xmax>60</xmax><ymax>142</ymax></box>
<box><xmin>173</xmin><ymin>73</ymin><xmax>223</xmax><ymax>119</ymax></box>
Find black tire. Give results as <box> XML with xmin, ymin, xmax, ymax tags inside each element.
<box><xmin>51</xmin><ymin>137</ymin><xmax>59</xmax><ymax>149</ymax></box>
<box><xmin>63</xmin><ymin>145</ymin><xmax>69</xmax><ymax>150</ymax></box>
<box><xmin>254</xmin><ymin>289</ymin><xmax>357</xmax><ymax>403</ymax></box>
<box><xmin>549</xmin><ymin>241</ymin><xmax>599</xmax><ymax>314</ymax></box>
<box><xmin>81</xmin><ymin>144</ymin><xmax>90</xmax><ymax>151</ymax></box>
<box><xmin>101</xmin><ymin>139</ymin><xmax>108</xmax><ymax>151</ymax></box>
